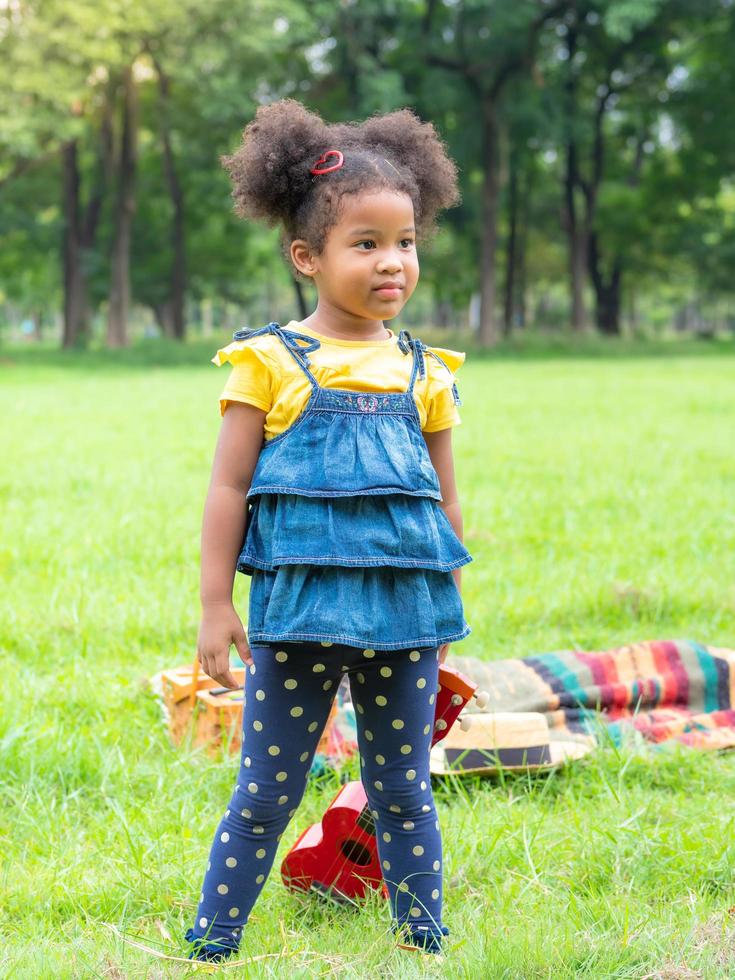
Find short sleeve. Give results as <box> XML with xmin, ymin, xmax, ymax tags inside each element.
<box><xmin>421</xmin><ymin>346</ymin><xmax>465</xmax><ymax>433</ymax></box>
<box><xmin>211</xmin><ymin>340</ymin><xmax>275</xmax><ymax>418</ymax></box>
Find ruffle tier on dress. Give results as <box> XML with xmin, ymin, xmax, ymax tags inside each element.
<box><xmin>237</xmin><ymin>492</ymin><xmax>472</xmax><ymax>573</ymax></box>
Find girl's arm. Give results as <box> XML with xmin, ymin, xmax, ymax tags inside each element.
<box><xmin>198</xmin><ymin>402</ymin><xmax>267</xmax><ymax>688</ymax></box>
<box><xmin>423</xmin><ymin>427</ymin><xmax>464</xmax><ymax>665</ymax></box>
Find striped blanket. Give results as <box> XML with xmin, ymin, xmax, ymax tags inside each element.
<box><xmin>314</xmin><ymin>639</ymin><xmax>735</xmax><ymax>773</ymax></box>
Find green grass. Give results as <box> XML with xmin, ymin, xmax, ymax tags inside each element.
<box><xmin>2</xmin><ymin>335</ymin><xmax>735</xmax><ymax>977</ymax></box>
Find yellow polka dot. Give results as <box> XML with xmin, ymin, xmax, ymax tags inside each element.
<box><xmin>284</xmin><ymin>678</ymin><xmax>297</xmax><ymax>690</ymax></box>
<box><xmin>357</xmin><ymin>672</ymin><xmax>365</xmax><ymax>684</ymax></box>
<box><xmin>422</xmin><ymin>804</ymin><xmax>431</xmax><ymax>812</ymax></box>
<box><xmin>433</xmin><ymin>860</ymin><xmax>440</xmax><ymax>870</ymax></box>
<box><xmin>322</xmin><ymin>680</ymin><xmax>333</xmax><ymax>691</ymax></box>
<box><xmin>406</xmin><ymin>769</ymin><xmax>416</xmax><ymax>781</ymax></box>
<box><xmin>244</xmin><ymin>756</ymin><xmax>251</xmax><ymax>767</ymax></box>
<box><xmin>401</xmin><ymin>744</ymin><xmax>411</xmax><ymax>754</ymax></box>
<box><xmin>375</xmin><ymin>695</ymin><xmax>387</xmax><ymax>706</ymax></box>
<box><xmin>362</xmin><ymin>649</ymin><xmax>376</xmax><ymax>658</ymax></box>
<box><xmin>389</xmin><ymin>804</ymin><xmax>401</xmax><ymax>813</ymax></box>
<box><xmin>220</xmin><ymin>832</ymin><xmax>229</xmax><ymax>842</ymax></box>
<box><xmin>275</xmin><ymin>651</ymin><xmax>288</xmax><ymax>662</ymax></box>
<box><xmin>356</xmin><ymin>703</ymin><xmax>364</xmax><ymax>715</ymax></box>
<box><xmin>375</xmin><ymin>754</ymin><xmax>385</xmax><ymax>765</ymax></box>
<box><xmin>383</xmin><ymin>860</ymin><xmax>391</xmax><ymax>871</ymax></box>
<box><xmin>268</xmin><ymin>745</ymin><xmax>280</xmax><ymax>756</ymax></box>
<box><xmin>398</xmin><ymin>882</ymin><xmax>409</xmax><ymax>892</ymax></box>
<box><xmin>276</xmin><ymin>771</ymin><xmax>287</xmax><ymax>781</ymax></box>
<box><xmin>421</xmin><ymin>781</ymin><xmax>427</xmax><ymax>790</ymax></box>
<box><xmin>290</xmin><ymin>706</ymin><xmax>303</xmax><ymax>717</ymax></box>
<box><xmin>374</xmin><ymin>780</ymin><xmax>383</xmax><ymax>790</ymax></box>
<box><xmin>312</xmin><ymin>663</ymin><xmax>326</xmax><ymax>672</ymax></box>
<box><xmin>423</xmin><ymin>724</ymin><xmax>430</xmax><ymax>735</ymax></box>
<box><xmin>217</xmin><ymin>883</ymin><xmax>229</xmax><ymax>894</ymax></box>
<box><xmin>410</xmin><ymin>906</ymin><xmax>421</xmax><ymax>917</ymax></box>
<box><xmin>241</xmin><ymin>808</ymin><xmax>251</xmax><ymax>818</ymax></box>
<box><xmin>278</xmin><ymin>794</ymin><xmax>288</xmax><ymax>804</ymax></box>
<box><xmin>413</xmin><ymin>845</ymin><xmax>424</xmax><ymax>856</ymax></box>
<box><xmin>432</xmin><ymin>888</ymin><xmax>439</xmax><ymax>900</ymax></box>
<box><xmin>416</xmin><ymin>678</ymin><xmax>426</xmax><ymax>689</ymax></box>
<box><xmin>382</xmin><ymin>831</ymin><xmax>391</xmax><ymax>842</ymax></box>
<box><xmin>248</xmin><ymin>782</ymin><xmax>258</xmax><ymax>793</ymax></box>
<box><xmin>228</xmin><ymin>908</ymin><xmax>239</xmax><ymax>918</ymax></box>
<box><xmin>199</xmin><ymin>916</ymin><xmax>208</xmax><ymax>927</ymax></box>
<box><xmin>320</xmin><ymin>640</ymin><xmax>333</xmax><ymax>646</ymax></box>
<box><xmin>403</xmin><ymin>820</ymin><xmax>414</xmax><ymax>830</ymax></box>
<box><xmin>249</xmin><ymin>663</ymin><xmax>257</xmax><ymax>674</ymax></box>
<box><xmin>256</xmin><ymin>689</ymin><xmax>266</xmax><ymax>700</ymax></box>
<box><xmin>365</xmin><ymin>729</ymin><xmax>374</xmax><ymax>741</ymax></box>
<box><xmin>392</xmin><ymin>719</ymin><xmax>404</xmax><ymax>730</ymax></box>
<box><xmin>380</xmin><ymin>666</ymin><xmax>392</xmax><ymax>678</ymax></box>
<box><xmin>256</xmin><ymin>848</ymin><xmax>266</xmax><ymax>859</ymax></box>
<box><xmin>256</xmin><ymin>873</ymin><xmax>265</xmax><ymax>883</ymax></box>
<box><xmin>253</xmin><ymin>825</ymin><xmax>264</xmax><ymax>834</ymax></box>
<box><xmin>300</xmin><ymin>751</ymin><xmax>309</xmax><ymax>762</ymax></box>
<box><xmin>307</xmin><ymin>721</ymin><xmax>318</xmax><ymax>732</ymax></box>
<box><xmin>409</xmin><ymin>651</ymin><xmax>420</xmax><ymax>662</ymax></box>
<box><xmin>226</xmin><ymin>856</ymin><xmax>237</xmax><ymax>868</ymax></box>
<box><xmin>253</xmin><ymin>720</ymin><xmax>263</xmax><ymax>731</ymax></box>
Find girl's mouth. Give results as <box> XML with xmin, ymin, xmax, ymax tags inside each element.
<box><xmin>374</xmin><ymin>287</ymin><xmax>402</xmax><ymax>298</ymax></box>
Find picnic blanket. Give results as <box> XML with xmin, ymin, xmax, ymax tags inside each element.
<box><xmin>314</xmin><ymin>639</ymin><xmax>735</xmax><ymax>774</ymax></box>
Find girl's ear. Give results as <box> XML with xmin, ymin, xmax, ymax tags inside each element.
<box><xmin>290</xmin><ymin>239</ymin><xmax>317</xmax><ymax>278</ymax></box>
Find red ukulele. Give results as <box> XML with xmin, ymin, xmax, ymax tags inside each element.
<box><xmin>281</xmin><ymin>663</ymin><xmax>489</xmax><ymax>903</ymax></box>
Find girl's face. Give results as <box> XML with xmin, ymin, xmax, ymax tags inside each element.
<box><xmin>291</xmin><ymin>190</ymin><xmax>419</xmax><ymax>326</ymax></box>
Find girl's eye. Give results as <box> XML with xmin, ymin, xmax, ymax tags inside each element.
<box><xmin>355</xmin><ymin>239</ymin><xmax>415</xmax><ymax>250</ymax></box>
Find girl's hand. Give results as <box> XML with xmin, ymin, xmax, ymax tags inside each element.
<box><xmin>438</xmin><ymin>643</ymin><xmax>450</xmax><ymax>665</ymax></box>
<box><xmin>198</xmin><ymin>602</ymin><xmax>252</xmax><ymax>689</ymax></box>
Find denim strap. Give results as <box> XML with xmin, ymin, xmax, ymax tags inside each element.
<box><xmin>232</xmin><ymin>322</ymin><xmax>322</xmax><ymax>390</ymax></box>
<box><xmin>397</xmin><ymin>330</ymin><xmax>462</xmax><ymax>406</ymax></box>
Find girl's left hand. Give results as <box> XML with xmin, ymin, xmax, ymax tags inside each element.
<box><xmin>437</xmin><ymin>643</ymin><xmax>450</xmax><ymax>664</ymax></box>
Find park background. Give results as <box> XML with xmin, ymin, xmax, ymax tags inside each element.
<box><xmin>2</xmin><ymin>0</ymin><xmax>735</xmax><ymax>976</ymax></box>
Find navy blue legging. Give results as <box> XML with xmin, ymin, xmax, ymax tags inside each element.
<box><xmin>185</xmin><ymin>641</ymin><xmax>449</xmax><ymax>958</ymax></box>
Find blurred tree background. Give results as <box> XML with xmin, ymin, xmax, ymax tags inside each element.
<box><xmin>1</xmin><ymin>0</ymin><xmax>734</xmax><ymax>349</ymax></box>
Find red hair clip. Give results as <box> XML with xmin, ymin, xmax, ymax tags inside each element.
<box><xmin>310</xmin><ymin>149</ymin><xmax>344</xmax><ymax>175</ymax></box>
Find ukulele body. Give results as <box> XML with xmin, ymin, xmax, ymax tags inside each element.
<box><xmin>281</xmin><ymin>780</ymin><xmax>386</xmax><ymax>902</ymax></box>
<box><xmin>281</xmin><ymin>663</ymin><xmax>477</xmax><ymax>902</ymax></box>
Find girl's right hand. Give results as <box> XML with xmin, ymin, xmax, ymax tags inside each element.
<box><xmin>197</xmin><ymin>602</ymin><xmax>252</xmax><ymax>689</ymax></box>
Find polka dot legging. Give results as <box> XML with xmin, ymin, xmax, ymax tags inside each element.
<box><xmin>185</xmin><ymin>641</ymin><xmax>449</xmax><ymax>959</ymax></box>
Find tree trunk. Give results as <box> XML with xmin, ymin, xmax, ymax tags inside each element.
<box><xmin>589</xmin><ymin>232</ymin><xmax>622</xmax><ymax>334</ymax></box>
<box><xmin>107</xmin><ymin>65</ymin><xmax>138</xmax><ymax>348</ymax></box>
<box><xmin>503</xmin><ymin>146</ymin><xmax>519</xmax><ymax>337</ymax></box>
<box><xmin>293</xmin><ymin>277</ymin><xmax>309</xmax><ymax>319</ymax></box>
<box><xmin>153</xmin><ymin>53</ymin><xmax>186</xmax><ymax>340</ymax></box>
<box><xmin>153</xmin><ymin>300</ymin><xmax>175</xmax><ymax>337</ymax></box>
<box><xmin>61</xmin><ymin>140</ymin><xmax>90</xmax><ymax>348</ymax></box>
<box><xmin>478</xmin><ymin>98</ymin><xmax>500</xmax><ymax>346</ymax></box>
<box><xmin>562</xmin><ymin>15</ymin><xmax>590</xmax><ymax>333</ymax></box>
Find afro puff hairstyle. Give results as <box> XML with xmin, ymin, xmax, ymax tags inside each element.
<box><xmin>220</xmin><ymin>98</ymin><xmax>460</xmax><ymax>280</ymax></box>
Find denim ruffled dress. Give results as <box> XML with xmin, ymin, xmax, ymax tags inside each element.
<box><xmin>232</xmin><ymin>322</ymin><xmax>472</xmax><ymax>651</ymax></box>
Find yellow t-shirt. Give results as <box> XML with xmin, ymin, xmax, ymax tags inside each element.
<box><xmin>212</xmin><ymin>321</ymin><xmax>465</xmax><ymax>441</ymax></box>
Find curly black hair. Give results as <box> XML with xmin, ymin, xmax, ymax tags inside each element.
<box><xmin>220</xmin><ymin>98</ymin><xmax>460</xmax><ymax>279</ymax></box>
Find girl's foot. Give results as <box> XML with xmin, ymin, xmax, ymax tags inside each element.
<box><xmin>184</xmin><ymin>928</ymin><xmax>238</xmax><ymax>962</ymax></box>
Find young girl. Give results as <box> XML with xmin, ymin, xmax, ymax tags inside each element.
<box><xmin>185</xmin><ymin>98</ymin><xmax>472</xmax><ymax>961</ymax></box>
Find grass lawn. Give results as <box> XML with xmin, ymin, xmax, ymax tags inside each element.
<box><xmin>2</xmin><ymin>333</ymin><xmax>734</xmax><ymax>977</ymax></box>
